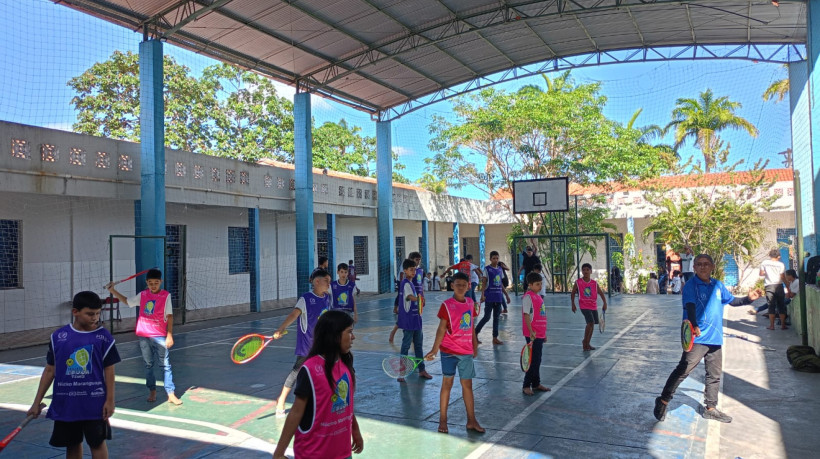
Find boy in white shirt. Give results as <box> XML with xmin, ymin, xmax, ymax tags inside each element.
<box><xmin>759</xmin><ymin>249</ymin><xmax>786</xmax><ymax>330</ymax></box>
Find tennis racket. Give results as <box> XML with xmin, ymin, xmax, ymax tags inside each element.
<box><xmin>230</xmin><ymin>331</ymin><xmax>288</xmax><ymax>364</ymax></box>
<box><xmin>599</xmin><ymin>310</ymin><xmax>606</xmax><ymax>333</ymax></box>
<box><xmin>419</xmin><ymin>296</ymin><xmax>425</xmax><ymax>314</ymax></box>
<box><xmin>382</xmin><ymin>355</ymin><xmax>428</xmax><ymax>379</ymax></box>
<box><xmin>681</xmin><ymin>320</ymin><xmax>694</xmax><ymax>352</ymax></box>
<box><xmin>520</xmin><ymin>342</ymin><xmax>533</xmax><ymax>372</ymax></box>
<box><xmin>0</xmin><ymin>403</ymin><xmax>46</xmax><ymax>451</ymax></box>
<box><xmin>103</xmin><ymin>269</ymin><xmax>151</xmax><ymax>289</ymax></box>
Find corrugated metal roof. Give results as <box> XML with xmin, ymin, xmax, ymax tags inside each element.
<box><xmin>51</xmin><ymin>1</ymin><xmax>806</xmax><ymax>115</ymax></box>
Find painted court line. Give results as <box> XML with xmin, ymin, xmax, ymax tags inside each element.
<box><xmin>465</xmin><ymin>309</ymin><xmax>652</xmax><ymax>459</ymax></box>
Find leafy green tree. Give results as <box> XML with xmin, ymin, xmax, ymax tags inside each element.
<box><xmin>68</xmin><ymin>51</ymin><xmax>410</xmax><ymax>180</ymax></box>
<box><xmin>642</xmin><ymin>146</ymin><xmax>776</xmax><ymax>284</ymax></box>
<box><xmin>665</xmin><ymin>89</ymin><xmax>758</xmax><ymax>173</ymax></box>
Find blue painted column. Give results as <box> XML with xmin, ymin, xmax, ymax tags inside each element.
<box><xmin>453</xmin><ymin>222</ymin><xmax>460</xmax><ymax>262</ymax></box>
<box><xmin>327</xmin><ymin>213</ymin><xmax>336</xmax><ymax>275</ymax></box>
<box><xmin>295</xmin><ymin>93</ymin><xmax>314</xmax><ymax>294</ymax></box>
<box><xmin>421</xmin><ymin>220</ymin><xmax>429</xmax><ymax>273</ymax></box>
<box><xmin>479</xmin><ymin>224</ymin><xmax>486</xmax><ymax>267</ymax></box>
<box><xmin>790</xmin><ymin>61</ymin><xmax>815</xmax><ymax>253</ymax></box>
<box><xmin>377</xmin><ymin>120</ymin><xmax>395</xmax><ymax>293</ymax></box>
<box><xmin>809</xmin><ymin>0</ymin><xmax>820</xmax><ymax>255</ymax></box>
<box><xmin>138</xmin><ymin>39</ymin><xmax>165</xmax><ymax>271</ymax></box>
<box><xmin>248</xmin><ymin>208</ymin><xmax>261</xmax><ymax>312</ymax></box>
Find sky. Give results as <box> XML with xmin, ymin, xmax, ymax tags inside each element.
<box><xmin>0</xmin><ymin>0</ymin><xmax>796</xmax><ymax>200</ymax></box>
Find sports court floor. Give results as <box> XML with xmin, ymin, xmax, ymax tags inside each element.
<box><xmin>1</xmin><ymin>292</ymin><xmax>817</xmax><ymax>458</ymax></box>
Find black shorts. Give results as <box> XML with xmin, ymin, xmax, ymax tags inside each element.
<box><xmin>580</xmin><ymin>309</ymin><xmax>599</xmax><ymax>325</ymax></box>
<box><xmin>50</xmin><ymin>419</ymin><xmax>111</xmax><ymax>448</ymax></box>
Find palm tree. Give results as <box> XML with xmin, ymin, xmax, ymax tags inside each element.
<box><xmin>665</xmin><ymin>89</ymin><xmax>758</xmax><ymax>172</ymax></box>
<box><xmin>762</xmin><ymin>64</ymin><xmax>789</xmax><ymax>103</ymax></box>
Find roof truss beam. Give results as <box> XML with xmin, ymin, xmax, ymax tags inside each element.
<box><xmin>379</xmin><ymin>43</ymin><xmax>806</xmax><ymax>121</ymax></box>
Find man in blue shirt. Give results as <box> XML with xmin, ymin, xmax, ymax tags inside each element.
<box><xmin>653</xmin><ymin>254</ymin><xmax>761</xmax><ymax>423</ymax></box>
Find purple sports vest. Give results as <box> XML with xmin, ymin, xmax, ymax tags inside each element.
<box><xmin>48</xmin><ymin>324</ymin><xmax>115</xmax><ymax>421</ymax></box>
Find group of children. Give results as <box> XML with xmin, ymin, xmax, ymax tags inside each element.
<box><xmin>27</xmin><ymin>253</ymin><xmax>613</xmax><ymax>459</ymax></box>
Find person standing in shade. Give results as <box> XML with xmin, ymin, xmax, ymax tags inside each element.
<box><xmin>654</xmin><ymin>254</ymin><xmax>761</xmax><ymax>424</ymax></box>
<box><xmin>520</xmin><ymin>246</ymin><xmax>540</xmax><ymax>289</ymax></box>
<box><xmin>680</xmin><ymin>246</ymin><xmax>695</xmax><ymax>283</ymax></box>
<box><xmin>759</xmin><ymin>249</ymin><xmax>787</xmax><ymax>330</ymax></box>
<box><xmin>347</xmin><ymin>259</ymin><xmax>361</xmax><ymax>296</ymax></box>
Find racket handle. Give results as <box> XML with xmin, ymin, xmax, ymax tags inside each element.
<box><xmin>0</xmin><ymin>404</ymin><xmax>44</xmax><ymax>449</ymax></box>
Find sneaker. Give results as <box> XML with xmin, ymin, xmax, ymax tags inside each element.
<box><xmin>653</xmin><ymin>397</ymin><xmax>667</xmax><ymax>421</ymax></box>
<box><xmin>702</xmin><ymin>407</ymin><xmax>732</xmax><ymax>423</ymax></box>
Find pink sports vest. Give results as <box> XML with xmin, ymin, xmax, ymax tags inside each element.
<box><xmin>135</xmin><ymin>290</ymin><xmax>170</xmax><ymax>337</ymax></box>
<box><xmin>440</xmin><ymin>297</ymin><xmax>475</xmax><ymax>355</ymax></box>
<box><xmin>521</xmin><ymin>290</ymin><xmax>547</xmax><ymax>339</ymax></box>
<box><xmin>576</xmin><ymin>278</ymin><xmax>598</xmax><ymax>310</ymax></box>
<box><xmin>295</xmin><ymin>356</ymin><xmax>355</xmax><ymax>459</ymax></box>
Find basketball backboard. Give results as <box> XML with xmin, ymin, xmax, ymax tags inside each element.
<box><xmin>512</xmin><ymin>177</ymin><xmax>569</xmax><ymax>214</ymax></box>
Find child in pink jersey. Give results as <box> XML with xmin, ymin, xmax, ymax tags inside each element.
<box><xmin>107</xmin><ymin>268</ymin><xmax>182</xmax><ymax>405</ymax></box>
<box><xmin>522</xmin><ymin>272</ymin><xmax>551</xmax><ymax>395</ymax></box>
<box><xmin>273</xmin><ymin>310</ymin><xmax>363</xmax><ymax>459</ymax></box>
<box><xmin>425</xmin><ymin>272</ymin><xmax>484</xmax><ymax>435</ymax></box>
<box><xmin>571</xmin><ymin>263</ymin><xmax>608</xmax><ymax>351</ymax></box>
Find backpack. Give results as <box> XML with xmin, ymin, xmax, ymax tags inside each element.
<box><xmin>787</xmin><ymin>345</ymin><xmax>820</xmax><ymax>373</ymax></box>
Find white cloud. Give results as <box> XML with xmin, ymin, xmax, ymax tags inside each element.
<box><xmin>392</xmin><ymin>146</ymin><xmax>415</xmax><ymax>157</ymax></box>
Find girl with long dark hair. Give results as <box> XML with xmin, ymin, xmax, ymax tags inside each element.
<box><xmin>273</xmin><ymin>310</ymin><xmax>363</xmax><ymax>458</ymax></box>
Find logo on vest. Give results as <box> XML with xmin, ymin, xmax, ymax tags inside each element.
<box><xmin>66</xmin><ymin>345</ymin><xmax>93</xmax><ymax>376</ymax></box>
<box><xmin>143</xmin><ymin>300</ymin><xmax>156</xmax><ymax>316</ymax></box>
<box><xmin>331</xmin><ymin>373</ymin><xmax>351</xmax><ymax>414</ymax></box>
<box><xmin>337</xmin><ymin>292</ymin><xmax>348</xmax><ymax>306</ymax></box>
<box><xmin>540</xmin><ymin>303</ymin><xmax>547</xmax><ymax>317</ymax></box>
<box><xmin>91</xmin><ymin>387</ymin><xmax>105</xmax><ymax>397</ymax></box>
<box><xmin>583</xmin><ymin>286</ymin><xmax>592</xmax><ymax>297</ymax></box>
<box><xmin>493</xmin><ymin>274</ymin><xmax>501</xmax><ymax>287</ymax></box>
<box><xmin>58</xmin><ymin>331</ymin><xmax>68</xmax><ymax>340</ymax></box>
<box><xmin>459</xmin><ymin>312</ymin><xmax>472</xmax><ymax>330</ymax></box>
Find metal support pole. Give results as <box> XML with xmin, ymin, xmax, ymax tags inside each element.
<box><xmin>575</xmin><ymin>196</ymin><xmax>580</xmax><ymax>281</ymax></box>
<box><xmin>294</xmin><ymin>92</ymin><xmax>314</xmax><ymax>295</ymax></box>
<box><xmin>795</xmin><ymin>171</ymin><xmax>808</xmax><ymax>345</ymax></box>
<box><xmin>248</xmin><ymin>208</ymin><xmax>261</xmax><ymax>313</ymax></box>
<box><xmin>479</xmin><ymin>224</ymin><xmax>486</xmax><ymax>267</ymax></box>
<box><xmin>138</xmin><ymin>39</ymin><xmax>166</xmax><ymax>272</ymax></box>
<box><xmin>421</xmin><ymin>220</ymin><xmax>429</xmax><ymax>274</ymax></box>
<box><xmin>376</xmin><ymin>120</ymin><xmax>395</xmax><ymax>293</ymax></box>
<box><xmin>327</xmin><ymin>213</ymin><xmax>336</xmax><ymax>276</ymax></box>
<box><xmin>808</xmin><ymin>0</ymin><xmax>820</xmax><ymax>255</ymax></box>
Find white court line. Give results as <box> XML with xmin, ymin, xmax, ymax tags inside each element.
<box><xmin>0</xmin><ymin>403</ymin><xmax>278</xmax><ymax>454</ymax></box>
<box><xmin>465</xmin><ymin>309</ymin><xmax>652</xmax><ymax>459</ymax></box>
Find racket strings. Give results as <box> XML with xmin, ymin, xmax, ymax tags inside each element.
<box><xmin>382</xmin><ymin>356</ymin><xmax>415</xmax><ymax>378</ymax></box>
<box><xmin>232</xmin><ymin>336</ymin><xmax>265</xmax><ymax>362</ymax></box>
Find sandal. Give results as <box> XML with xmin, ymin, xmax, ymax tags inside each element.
<box><xmin>522</xmin><ymin>388</ymin><xmax>534</xmax><ymax>396</ymax></box>
<box><xmin>535</xmin><ymin>385</ymin><xmax>551</xmax><ymax>392</ymax></box>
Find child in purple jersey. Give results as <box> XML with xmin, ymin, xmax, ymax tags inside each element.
<box><xmin>29</xmin><ymin>291</ymin><xmax>121</xmax><ymax>459</ymax></box>
<box><xmin>331</xmin><ymin>263</ymin><xmax>358</xmax><ymax>322</ymax></box>
<box><xmin>347</xmin><ymin>259</ymin><xmax>361</xmax><ymax>296</ymax></box>
<box><xmin>389</xmin><ymin>252</ymin><xmax>424</xmax><ymax>343</ymax></box>
<box><xmin>398</xmin><ymin>258</ymin><xmax>433</xmax><ymax>382</ymax></box>
<box><xmin>477</xmin><ymin>251</ymin><xmax>511</xmax><ymax>345</ymax></box>
<box><xmin>271</xmin><ymin>269</ymin><xmax>333</xmax><ymax>416</ymax></box>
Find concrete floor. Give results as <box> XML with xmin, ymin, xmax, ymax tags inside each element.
<box><xmin>0</xmin><ymin>292</ymin><xmax>817</xmax><ymax>458</ymax></box>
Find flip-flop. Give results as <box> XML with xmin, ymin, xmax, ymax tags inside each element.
<box><xmin>535</xmin><ymin>385</ymin><xmax>551</xmax><ymax>392</ymax></box>
<box><xmin>466</xmin><ymin>425</ymin><xmax>486</xmax><ymax>433</ymax></box>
